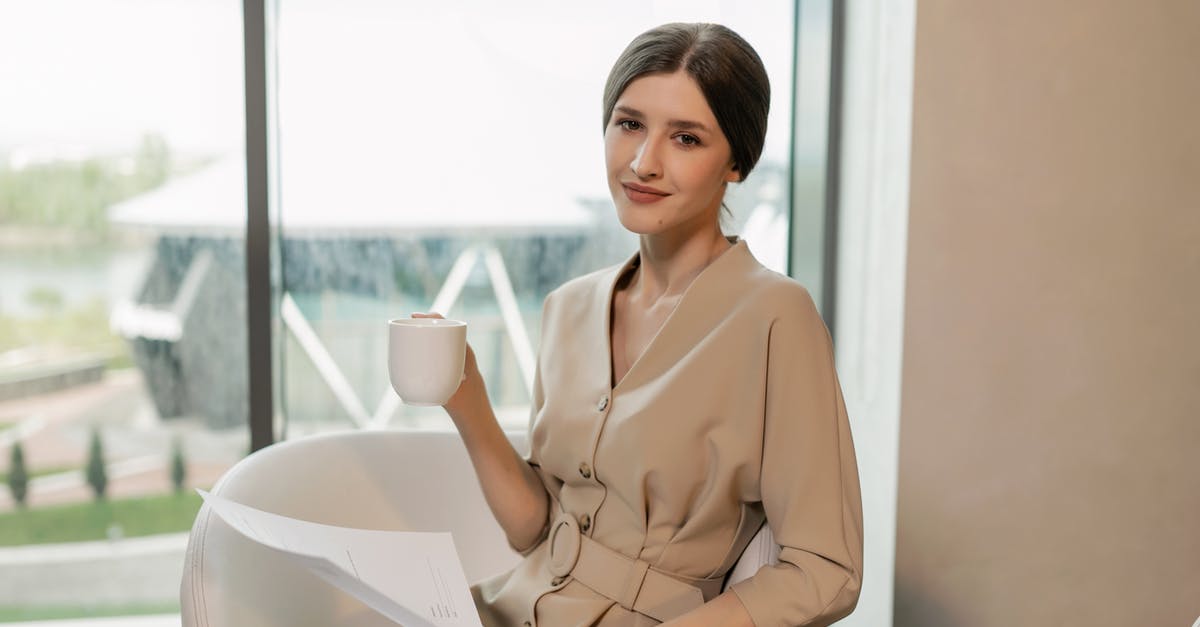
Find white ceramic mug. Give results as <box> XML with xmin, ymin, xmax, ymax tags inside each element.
<box><xmin>387</xmin><ymin>317</ymin><xmax>467</xmax><ymax>406</ymax></box>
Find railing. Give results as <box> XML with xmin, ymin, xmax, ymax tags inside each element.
<box><xmin>281</xmin><ymin>243</ymin><xmax>537</xmax><ymax>431</ymax></box>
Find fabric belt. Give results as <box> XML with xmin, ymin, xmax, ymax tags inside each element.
<box><xmin>546</xmin><ymin>512</ymin><xmax>724</xmax><ymax>622</ymax></box>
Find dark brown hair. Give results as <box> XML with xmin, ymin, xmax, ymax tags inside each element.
<box><xmin>602</xmin><ymin>23</ymin><xmax>770</xmax><ymax>182</ymax></box>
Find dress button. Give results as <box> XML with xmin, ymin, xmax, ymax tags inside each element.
<box><xmin>596</xmin><ymin>395</ymin><xmax>609</xmax><ymax>411</ymax></box>
<box><xmin>578</xmin><ymin>462</ymin><xmax>592</xmax><ymax>479</ymax></box>
<box><xmin>579</xmin><ymin>513</ymin><xmax>591</xmax><ymax>532</ymax></box>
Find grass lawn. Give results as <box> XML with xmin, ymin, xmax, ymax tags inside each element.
<box><xmin>0</xmin><ymin>602</ymin><xmax>178</xmax><ymax>622</ymax></box>
<box><xmin>0</xmin><ymin>491</ymin><xmax>202</xmax><ymax>546</ymax></box>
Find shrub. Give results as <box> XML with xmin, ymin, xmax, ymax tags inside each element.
<box><xmin>170</xmin><ymin>438</ymin><xmax>186</xmax><ymax>494</ymax></box>
<box><xmin>85</xmin><ymin>428</ymin><xmax>108</xmax><ymax>500</ymax></box>
<box><xmin>7</xmin><ymin>442</ymin><xmax>29</xmax><ymax>507</ymax></box>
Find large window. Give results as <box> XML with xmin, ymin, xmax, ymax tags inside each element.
<box><xmin>273</xmin><ymin>0</ymin><xmax>798</xmax><ymax>436</ymax></box>
<box><xmin>0</xmin><ymin>0</ymin><xmax>837</xmax><ymax>622</ymax></box>
<box><xmin>0</xmin><ymin>0</ymin><xmax>245</xmax><ymax>620</ymax></box>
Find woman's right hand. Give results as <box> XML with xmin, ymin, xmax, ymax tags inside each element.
<box><xmin>411</xmin><ymin>315</ymin><xmax>548</xmax><ymax>555</ymax></box>
<box><xmin>410</xmin><ymin>312</ymin><xmax>487</xmax><ymax>422</ymax></box>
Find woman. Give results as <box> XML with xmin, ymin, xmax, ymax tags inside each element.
<box><xmin>417</xmin><ymin>23</ymin><xmax>862</xmax><ymax>627</ymax></box>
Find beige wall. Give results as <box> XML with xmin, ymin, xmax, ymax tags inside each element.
<box><xmin>896</xmin><ymin>1</ymin><xmax>1200</xmax><ymax>625</ymax></box>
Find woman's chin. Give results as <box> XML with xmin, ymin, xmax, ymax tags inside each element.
<box><xmin>615</xmin><ymin>207</ymin><xmax>672</xmax><ymax>236</ymax></box>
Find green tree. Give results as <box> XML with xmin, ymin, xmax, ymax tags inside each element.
<box><xmin>85</xmin><ymin>428</ymin><xmax>108</xmax><ymax>500</ymax></box>
<box><xmin>170</xmin><ymin>437</ymin><xmax>187</xmax><ymax>494</ymax></box>
<box><xmin>0</xmin><ymin>131</ymin><xmax>174</xmax><ymax>233</ymax></box>
<box><xmin>134</xmin><ymin>133</ymin><xmax>171</xmax><ymax>190</ymax></box>
<box><xmin>25</xmin><ymin>286</ymin><xmax>64</xmax><ymax>314</ymax></box>
<box><xmin>7</xmin><ymin>441</ymin><xmax>29</xmax><ymax>508</ymax></box>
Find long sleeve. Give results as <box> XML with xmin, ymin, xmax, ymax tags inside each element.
<box><xmin>729</xmin><ymin>286</ymin><xmax>864</xmax><ymax>626</ymax></box>
<box><xmin>506</xmin><ymin>292</ymin><xmax>555</xmax><ymax>557</ymax></box>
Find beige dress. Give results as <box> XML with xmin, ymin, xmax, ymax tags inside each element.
<box><xmin>472</xmin><ymin>239</ymin><xmax>863</xmax><ymax>627</ymax></box>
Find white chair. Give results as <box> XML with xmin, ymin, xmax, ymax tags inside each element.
<box><xmin>180</xmin><ymin>429</ymin><xmax>777</xmax><ymax>627</ymax></box>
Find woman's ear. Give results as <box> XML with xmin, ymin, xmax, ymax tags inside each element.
<box><xmin>724</xmin><ymin>163</ymin><xmax>742</xmax><ymax>183</ymax></box>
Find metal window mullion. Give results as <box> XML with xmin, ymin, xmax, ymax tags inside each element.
<box><xmin>244</xmin><ymin>0</ymin><xmax>274</xmax><ymax>452</ymax></box>
<box><xmin>822</xmin><ymin>0</ymin><xmax>846</xmax><ymax>340</ymax></box>
<box><xmin>786</xmin><ymin>0</ymin><xmax>802</xmax><ymax>297</ymax></box>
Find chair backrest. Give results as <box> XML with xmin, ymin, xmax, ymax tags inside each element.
<box><xmin>181</xmin><ymin>429</ymin><xmax>776</xmax><ymax>626</ymax></box>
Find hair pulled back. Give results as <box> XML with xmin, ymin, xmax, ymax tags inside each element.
<box><xmin>602</xmin><ymin>23</ymin><xmax>770</xmax><ymax>182</ymax></box>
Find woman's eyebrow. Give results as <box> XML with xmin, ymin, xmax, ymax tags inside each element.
<box><xmin>667</xmin><ymin>119</ymin><xmax>711</xmax><ymax>133</ymax></box>
<box><xmin>614</xmin><ymin>105</ymin><xmax>712</xmax><ymax>133</ymax></box>
<box><xmin>615</xmin><ymin>105</ymin><xmax>646</xmax><ymax>119</ymax></box>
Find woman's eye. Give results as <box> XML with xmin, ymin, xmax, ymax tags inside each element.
<box><xmin>676</xmin><ymin>134</ymin><xmax>701</xmax><ymax>146</ymax></box>
<box><xmin>619</xmin><ymin>119</ymin><xmax>642</xmax><ymax>131</ymax></box>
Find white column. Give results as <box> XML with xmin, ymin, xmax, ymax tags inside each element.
<box><xmin>834</xmin><ymin>1</ymin><xmax>916</xmax><ymax>625</ymax></box>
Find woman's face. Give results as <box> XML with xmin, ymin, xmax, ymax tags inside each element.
<box><xmin>604</xmin><ymin>70</ymin><xmax>739</xmax><ymax>237</ymax></box>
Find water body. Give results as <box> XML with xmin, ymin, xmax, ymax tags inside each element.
<box><xmin>0</xmin><ymin>242</ymin><xmax>151</xmax><ymax>319</ymax></box>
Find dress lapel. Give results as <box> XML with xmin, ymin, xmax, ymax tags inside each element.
<box><xmin>602</xmin><ymin>238</ymin><xmax>759</xmax><ymax>396</ymax></box>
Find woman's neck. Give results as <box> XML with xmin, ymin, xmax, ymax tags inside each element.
<box><xmin>632</xmin><ymin>223</ymin><xmax>732</xmax><ymax>302</ymax></box>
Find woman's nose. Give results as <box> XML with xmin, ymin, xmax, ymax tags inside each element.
<box><xmin>630</xmin><ymin>138</ymin><xmax>662</xmax><ymax>179</ymax></box>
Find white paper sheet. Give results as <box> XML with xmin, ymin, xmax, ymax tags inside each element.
<box><xmin>198</xmin><ymin>490</ymin><xmax>483</xmax><ymax>627</ymax></box>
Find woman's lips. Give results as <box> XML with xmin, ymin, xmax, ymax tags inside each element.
<box><xmin>622</xmin><ymin>183</ymin><xmax>670</xmax><ymax>204</ymax></box>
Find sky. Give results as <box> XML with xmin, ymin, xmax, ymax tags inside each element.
<box><xmin>0</xmin><ymin>0</ymin><xmax>804</xmax><ymax>170</ymax></box>
<box><xmin>0</xmin><ymin>0</ymin><xmax>245</xmax><ymax>158</ymax></box>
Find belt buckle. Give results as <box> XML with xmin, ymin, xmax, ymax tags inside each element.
<box><xmin>547</xmin><ymin>513</ymin><xmax>581</xmax><ymax>577</ymax></box>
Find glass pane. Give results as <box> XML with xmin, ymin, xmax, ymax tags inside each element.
<box><xmin>791</xmin><ymin>0</ymin><xmax>834</xmax><ymax>312</ymax></box>
<box><xmin>274</xmin><ymin>1</ymin><xmax>795</xmax><ymax>435</ymax></box>
<box><xmin>0</xmin><ymin>0</ymin><xmax>244</xmax><ymax>620</ymax></box>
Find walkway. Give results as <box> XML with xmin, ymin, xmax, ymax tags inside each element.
<box><xmin>0</xmin><ymin>370</ymin><xmax>240</xmax><ymax>511</ymax></box>
<box><xmin>6</xmin><ymin>616</ymin><xmax>179</xmax><ymax>626</ymax></box>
